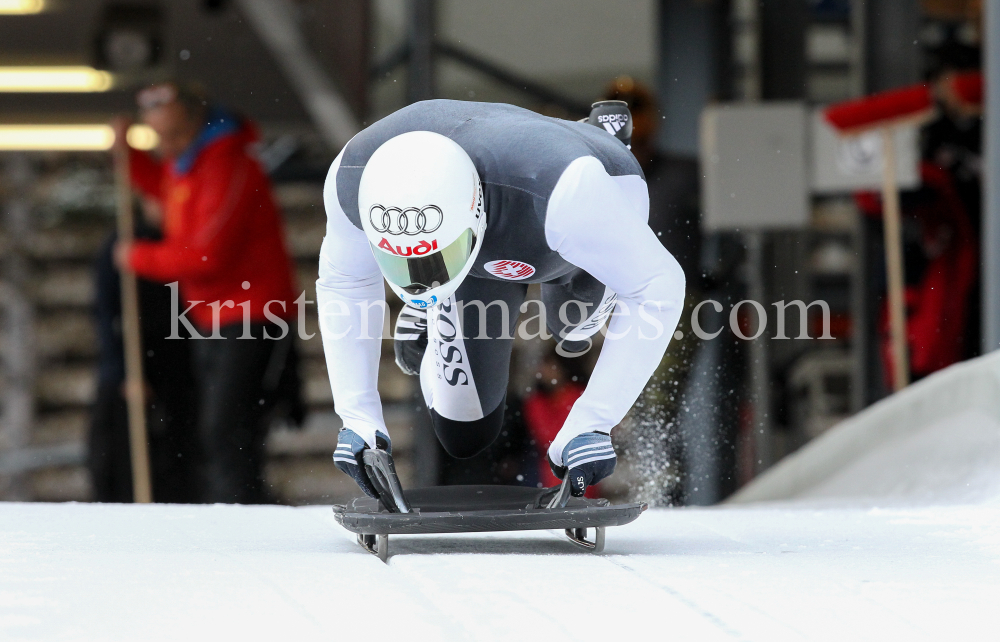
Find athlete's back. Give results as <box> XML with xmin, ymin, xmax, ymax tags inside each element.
<box><xmin>334</xmin><ymin>100</ymin><xmax>645</xmax><ymax>284</ymax></box>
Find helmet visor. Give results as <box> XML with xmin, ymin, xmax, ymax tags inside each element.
<box><xmin>371</xmin><ymin>229</ymin><xmax>475</xmax><ymax>295</ymax></box>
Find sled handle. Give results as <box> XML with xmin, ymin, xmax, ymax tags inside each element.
<box><xmin>362</xmin><ymin>448</ymin><xmax>411</xmax><ymax>514</ymax></box>
<box><xmin>545</xmin><ymin>477</ymin><xmax>573</xmax><ymax>509</ymax></box>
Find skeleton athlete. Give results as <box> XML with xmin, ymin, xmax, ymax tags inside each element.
<box><xmin>319</xmin><ymin>100</ymin><xmax>685</xmax><ymax>497</ymax></box>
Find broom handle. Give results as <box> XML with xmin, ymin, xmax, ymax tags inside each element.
<box><xmin>114</xmin><ymin>144</ymin><xmax>153</xmax><ymax>503</ymax></box>
<box><xmin>880</xmin><ymin>128</ymin><xmax>910</xmax><ymax>391</ymax></box>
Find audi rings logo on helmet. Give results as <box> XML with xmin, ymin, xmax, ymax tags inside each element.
<box><xmin>369</xmin><ymin>204</ymin><xmax>444</xmax><ymax>235</ymax></box>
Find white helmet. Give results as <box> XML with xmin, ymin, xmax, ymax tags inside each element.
<box><xmin>358</xmin><ymin>131</ymin><xmax>486</xmax><ymax>309</ymax></box>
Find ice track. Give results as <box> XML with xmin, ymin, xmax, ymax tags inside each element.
<box><xmin>1</xmin><ymin>499</ymin><xmax>997</xmax><ymax>641</ymax></box>
<box><xmin>7</xmin><ymin>356</ymin><xmax>1000</xmax><ymax>640</ymax></box>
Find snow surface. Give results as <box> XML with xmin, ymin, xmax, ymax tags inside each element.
<box><xmin>1</xmin><ymin>499</ymin><xmax>998</xmax><ymax>641</ymax></box>
<box><xmin>5</xmin><ymin>392</ymin><xmax>1000</xmax><ymax>640</ymax></box>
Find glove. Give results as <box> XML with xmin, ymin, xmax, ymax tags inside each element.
<box><xmin>547</xmin><ymin>431</ymin><xmax>616</xmax><ymax>497</ymax></box>
<box><xmin>333</xmin><ymin>428</ymin><xmax>391</xmax><ymax>498</ymax></box>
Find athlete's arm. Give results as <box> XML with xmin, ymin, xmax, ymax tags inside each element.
<box><xmin>544</xmin><ymin>155</ymin><xmax>686</xmax><ymax>460</ymax></box>
<box><xmin>317</xmin><ymin>150</ymin><xmax>388</xmax><ymax>447</ymax></box>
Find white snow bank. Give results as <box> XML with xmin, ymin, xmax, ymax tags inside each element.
<box><xmin>1</xmin><ymin>501</ymin><xmax>998</xmax><ymax>641</ymax></box>
<box><xmin>800</xmin><ymin>409</ymin><xmax>1000</xmax><ymax>506</ymax></box>
<box><xmin>732</xmin><ymin>351</ymin><xmax>1000</xmax><ymax>504</ymax></box>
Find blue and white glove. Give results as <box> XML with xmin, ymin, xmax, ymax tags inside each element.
<box><xmin>547</xmin><ymin>432</ymin><xmax>617</xmax><ymax>497</ymax></box>
<box><xmin>333</xmin><ymin>428</ymin><xmax>391</xmax><ymax>498</ymax></box>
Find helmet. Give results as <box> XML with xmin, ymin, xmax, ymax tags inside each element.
<box><xmin>358</xmin><ymin>131</ymin><xmax>486</xmax><ymax>309</ymax></box>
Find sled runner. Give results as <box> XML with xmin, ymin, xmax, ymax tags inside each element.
<box><xmin>332</xmin><ymin>449</ymin><xmax>647</xmax><ymax>562</ymax></box>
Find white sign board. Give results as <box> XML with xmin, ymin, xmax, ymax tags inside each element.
<box><xmin>700</xmin><ymin>103</ymin><xmax>809</xmax><ymax>231</ymax></box>
<box><xmin>810</xmin><ymin>109</ymin><xmax>920</xmax><ymax>193</ymax></box>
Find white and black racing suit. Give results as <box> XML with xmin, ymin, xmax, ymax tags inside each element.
<box><xmin>318</xmin><ymin>99</ymin><xmax>685</xmax><ymax>464</ymax></box>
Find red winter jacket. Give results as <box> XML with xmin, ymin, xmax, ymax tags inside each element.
<box><xmin>857</xmin><ymin>163</ymin><xmax>977</xmax><ymax>384</ymax></box>
<box><xmin>126</xmin><ymin>119</ymin><xmax>298</xmax><ymax>332</ymax></box>
<box><xmin>524</xmin><ymin>382</ymin><xmax>604</xmax><ymax>496</ymax></box>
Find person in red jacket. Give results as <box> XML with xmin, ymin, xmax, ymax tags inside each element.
<box><xmin>857</xmin><ymin>162</ymin><xmax>978</xmax><ymax>386</ymax></box>
<box><xmin>522</xmin><ymin>350</ymin><xmax>603</xmax><ymax>496</ymax></box>
<box><xmin>113</xmin><ymin>81</ymin><xmax>300</xmax><ymax>503</ymax></box>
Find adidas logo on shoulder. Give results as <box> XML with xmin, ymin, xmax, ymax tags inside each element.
<box><xmin>597</xmin><ymin>113</ymin><xmax>629</xmax><ymax>135</ymax></box>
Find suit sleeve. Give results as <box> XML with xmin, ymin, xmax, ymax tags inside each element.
<box><xmin>316</xmin><ymin>150</ymin><xmax>389</xmax><ymax>447</ymax></box>
<box><xmin>544</xmin><ymin>155</ymin><xmax>686</xmax><ymax>463</ymax></box>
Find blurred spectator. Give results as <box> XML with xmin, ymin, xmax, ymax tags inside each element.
<box><xmin>928</xmin><ymin>60</ymin><xmax>983</xmax><ymax>366</ymax></box>
<box><xmin>523</xmin><ymin>350</ymin><xmax>588</xmax><ymax>490</ymax></box>
<box><xmin>858</xmin><ymin>41</ymin><xmax>982</xmax><ymax>384</ymax></box>
<box><xmin>860</xmin><ymin>164</ymin><xmax>978</xmax><ymax>383</ymax></box>
<box><xmin>89</xmin><ymin>198</ymin><xmax>199</xmax><ymax>503</ymax></box>
<box><xmin>112</xmin><ymin>81</ymin><xmax>303</xmax><ymax>503</ymax></box>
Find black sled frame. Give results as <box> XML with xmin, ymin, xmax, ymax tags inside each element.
<box><xmin>332</xmin><ymin>449</ymin><xmax>647</xmax><ymax>562</ymax></box>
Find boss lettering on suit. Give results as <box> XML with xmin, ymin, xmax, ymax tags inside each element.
<box><xmin>419</xmin><ymin>297</ymin><xmax>485</xmax><ymax>422</ymax></box>
<box><xmin>435</xmin><ymin>299</ymin><xmax>468</xmax><ymax>386</ymax></box>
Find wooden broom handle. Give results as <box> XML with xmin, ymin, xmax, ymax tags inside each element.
<box><xmin>113</xmin><ymin>144</ymin><xmax>153</xmax><ymax>503</ymax></box>
<box><xmin>880</xmin><ymin>128</ymin><xmax>910</xmax><ymax>391</ymax></box>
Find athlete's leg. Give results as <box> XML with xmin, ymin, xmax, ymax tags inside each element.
<box><xmin>541</xmin><ymin>269</ymin><xmax>618</xmax><ymax>356</ymax></box>
<box><xmin>420</xmin><ymin>277</ymin><xmax>526</xmax><ymax>458</ymax></box>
